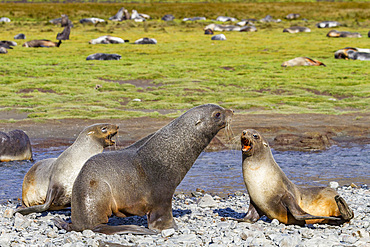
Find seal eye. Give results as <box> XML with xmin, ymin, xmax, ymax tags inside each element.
<box><xmin>215</xmin><ymin>112</ymin><xmax>221</xmax><ymax>118</ymax></box>
<box><xmin>253</xmin><ymin>134</ymin><xmax>259</xmax><ymax>139</ymax></box>
<box><xmin>101</xmin><ymin>127</ymin><xmax>107</xmax><ymax>133</ymax></box>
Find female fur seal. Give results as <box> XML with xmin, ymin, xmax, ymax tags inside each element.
<box><xmin>17</xmin><ymin>123</ymin><xmax>118</xmax><ymax>215</ymax></box>
<box><xmin>0</xmin><ymin>129</ymin><xmax>32</xmax><ymax>162</ymax></box>
<box><xmin>54</xmin><ymin>104</ymin><xmax>233</xmax><ymax>235</ymax></box>
<box><xmin>239</xmin><ymin>129</ymin><xmax>353</xmax><ymax>225</ymax></box>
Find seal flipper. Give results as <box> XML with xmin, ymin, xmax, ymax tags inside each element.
<box><xmin>335</xmin><ymin>195</ymin><xmax>354</xmax><ymax>221</ymax></box>
<box><xmin>16</xmin><ymin>186</ymin><xmax>61</xmax><ymax>215</ymax></box>
<box><xmin>52</xmin><ymin>217</ymin><xmax>157</xmax><ymax>235</ymax></box>
<box><xmin>282</xmin><ymin>192</ymin><xmax>341</xmax><ymax>221</ymax></box>
<box><xmin>235</xmin><ymin>200</ymin><xmax>261</xmax><ymax>223</ymax></box>
<box><xmin>92</xmin><ymin>224</ymin><xmax>158</xmax><ymax>235</ymax></box>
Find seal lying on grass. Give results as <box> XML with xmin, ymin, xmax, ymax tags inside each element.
<box><xmin>86</xmin><ymin>53</ymin><xmax>122</xmax><ymax>60</ymax></box>
<box><xmin>334</xmin><ymin>47</ymin><xmax>370</xmax><ymax>59</ymax></box>
<box><xmin>17</xmin><ymin>124</ymin><xmax>118</xmax><ymax>215</ymax></box>
<box><xmin>53</xmin><ymin>104</ymin><xmax>233</xmax><ymax>235</ymax></box>
<box><xmin>283</xmin><ymin>26</ymin><xmax>311</xmax><ymax>33</ymax></box>
<box><xmin>281</xmin><ymin>57</ymin><xmax>326</xmax><ymax>67</ymax></box>
<box><xmin>326</xmin><ymin>30</ymin><xmax>362</xmax><ymax>38</ymax></box>
<box><xmin>89</xmin><ymin>35</ymin><xmax>129</xmax><ymax>44</ymax></box>
<box><xmin>238</xmin><ymin>129</ymin><xmax>354</xmax><ymax>225</ymax></box>
<box><xmin>0</xmin><ymin>130</ymin><xmax>32</xmax><ymax>162</ymax></box>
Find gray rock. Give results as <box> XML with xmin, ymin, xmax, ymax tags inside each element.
<box><xmin>198</xmin><ymin>194</ymin><xmax>218</xmax><ymax>208</ymax></box>
<box><xmin>82</xmin><ymin>229</ymin><xmax>95</xmax><ymax>238</ymax></box>
<box><xmin>329</xmin><ymin>181</ymin><xmax>339</xmax><ymax>189</ymax></box>
<box><xmin>161</xmin><ymin>228</ymin><xmax>175</xmax><ymax>238</ymax></box>
<box><xmin>14</xmin><ymin>213</ymin><xmax>31</xmax><ymax>229</ymax></box>
<box><xmin>271</xmin><ymin>218</ymin><xmax>280</xmax><ymax>226</ymax></box>
<box><xmin>3</xmin><ymin>208</ymin><xmax>14</xmax><ymax>218</ymax></box>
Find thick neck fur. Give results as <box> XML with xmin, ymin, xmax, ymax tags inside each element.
<box><xmin>54</xmin><ymin>130</ymin><xmax>104</xmax><ymax>171</ymax></box>
<box><xmin>137</xmin><ymin>106</ymin><xmax>222</xmax><ymax>189</ymax></box>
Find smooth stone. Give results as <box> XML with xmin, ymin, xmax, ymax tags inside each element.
<box><xmin>329</xmin><ymin>181</ymin><xmax>339</xmax><ymax>189</ymax></box>
<box><xmin>161</xmin><ymin>228</ymin><xmax>175</xmax><ymax>238</ymax></box>
<box><xmin>198</xmin><ymin>194</ymin><xmax>218</xmax><ymax>208</ymax></box>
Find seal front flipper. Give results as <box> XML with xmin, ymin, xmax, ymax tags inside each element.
<box><xmin>234</xmin><ymin>200</ymin><xmax>261</xmax><ymax>223</ymax></box>
<box><xmin>281</xmin><ymin>192</ymin><xmax>341</xmax><ymax>222</ymax></box>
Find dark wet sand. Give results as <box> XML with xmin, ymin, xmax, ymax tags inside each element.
<box><xmin>0</xmin><ymin>111</ymin><xmax>369</xmax><ymax>151</ymax></box>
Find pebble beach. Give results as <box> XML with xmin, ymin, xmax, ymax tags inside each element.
<box><xmin>0</xmin><ymin>184</ymin><xmax>369</xmax><ymax>247</ymax></box>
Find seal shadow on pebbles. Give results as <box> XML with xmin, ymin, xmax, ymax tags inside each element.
<box><xmin>235</xmin><ymin>129</ymin><xmax>354</xmax><ymax>226</ymax></box>
<box><xmin>16</xmin><ymin>124</ymin><xmax>119</xmax><ymax>216</ymax></box>
<box><xmin>53</xmin><ymin>104</ymin><xmax>233</xmax><ymax>235</ymax></box>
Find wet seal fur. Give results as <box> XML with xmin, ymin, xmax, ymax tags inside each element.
<box><xmin>53</xmin><ymin>104</ymin><xmax>233</xmax><ymax>235</ymax></box>
<box><xmin>0</xmin><ymin>129</ymin><xmax>32</xmax><ymax>162</ymax></box>
<box><xmin>17</xmin><ymin>123</ymin><xmax>118</xmax><ymax>215</ymax></box>
<box><xmin>237</xmin><ymin>129</ymin><xmax>354</xmax><ymax>225</ymax></box>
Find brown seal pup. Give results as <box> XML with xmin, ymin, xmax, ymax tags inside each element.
<box><xmin>54</xmin><ymin>104</ymin><xmax>233</xmax><ymax>235</ymax></box>
<box><xmin>0</xmin><ymin>129</ymin><xmax>32</xmax><ymax>162</ymax></box>
<box><xmin>281</xmin><ymin>57</ymin><xmax>326</xmax><ymax>67</ymax></box>
<box><xmin>17</xmin><ymin>123</ymin><xmax>118</xmax><ymax>215</ymax></box>
<box><xmin>22</xmin><ymin>39</ymin><xmax>60</xmax><ymax>48</ymax></box>
<box><xmin>238</xmin><ymin>129</ymin><xmax>354</xmax><ymax>225</ymax></box>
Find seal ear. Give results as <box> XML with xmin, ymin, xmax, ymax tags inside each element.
<box><xmin>87</xmin><ymin>131</ymin><xmax>95</xmax><ymax>135</ymax></box>
<box><xmin>263</xmin><ymin>141</ymin><xmax>269</xmax><ymax>147</ymax></box>
<box><xmin>195</xmin><ymin>119</ymin><xmax>202</xmax><ymax>126</ymax></box>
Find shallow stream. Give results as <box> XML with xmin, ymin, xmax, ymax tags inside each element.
<box><xmin>0</xmin><ymin>144</ymin><xmax>368</xmax><ymax>203</ymax></box>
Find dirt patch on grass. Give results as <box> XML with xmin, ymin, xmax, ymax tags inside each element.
<box><xmin>17</xmin><ymin>88</ymin><xmax>57</xmax><ymax>94</ymax></box>
<box><xmin>100</xmin><ymin>78</ymin><xmax>162</xmax><ymax>88</ymax></box>
<box><xmin>303</xmin><ymin>88</ymin><xmax>352</xmax><ymax>100</ymax></box>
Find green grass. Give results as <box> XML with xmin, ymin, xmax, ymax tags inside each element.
<box><xmin>0</xmin><ymin>2</ymin><xmax>369</xmax><ymax>120</ymax></box>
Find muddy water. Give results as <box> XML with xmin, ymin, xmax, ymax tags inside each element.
<box><xmin>0</xmin><ymin>144</ymin><xmax>369</xmax><ymax>203</ymax></box>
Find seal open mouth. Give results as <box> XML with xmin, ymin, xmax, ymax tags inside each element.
<box><xmin>241</xmin><ymin>137</ymin><xmax>252</xmax><ymax>152</ymax></box>
<box><xmin>106</xmin><ymin>131</ymin><xmax>118</xmax><ymax>146</ymax></box>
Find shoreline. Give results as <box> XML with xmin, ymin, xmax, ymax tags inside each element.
<box><xmin>1</xmin><ymin>185</ymin><xmax>369</xmax><ymax>246</ymax></box>
<box><xmin>1</xmin><ymin>112</ymin><xmax>369</xmax><ymax>152</ymax></box>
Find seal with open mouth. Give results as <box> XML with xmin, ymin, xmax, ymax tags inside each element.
<box><xmin>17</xmin><ymin>123</ymin><xmax>119</xmax><ymax>215</ymax></box>
<box><xmin>239</xmin><ymin>129</ymin><xmax>353</xmax><ymax>225</ymax></box>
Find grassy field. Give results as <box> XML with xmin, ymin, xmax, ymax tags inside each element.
<box><xmin>0</xmin><ymin>2</ymin><xmax>369</xmax><ymax>121</ymax></box>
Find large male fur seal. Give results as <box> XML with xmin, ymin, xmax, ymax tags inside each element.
<box><xmin>0</xmin><ymin>129</ymin><xmax>32</xmax><ymax>162</ymax></box>
<box><xmin>238</xmin><ymin>129</ymin><xmax>353</xmax><ymax>225</ymax></box>
<box><xmin>54</xmin><ymin>104</ymin><xmax>233</xmax><ymax>235</ymax></box>
<box><xmin>17</xmin><ymin>123</ymin><xmax>118</xmax><ymax>215</ymax></box>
